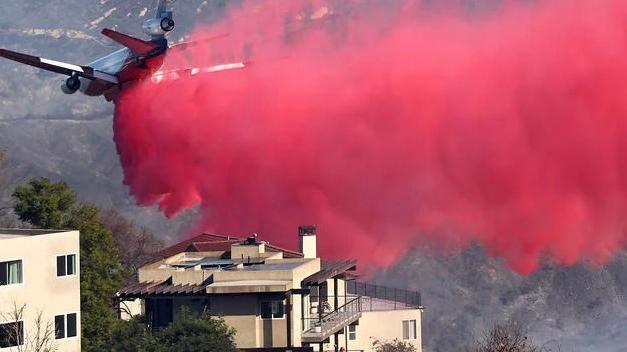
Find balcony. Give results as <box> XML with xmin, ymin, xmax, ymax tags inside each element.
<box><xmin>346</xmin><ymin>281</ymin><xmax>423</xmax><ymax>311</ymax></box>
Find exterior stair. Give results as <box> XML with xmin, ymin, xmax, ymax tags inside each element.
<box><xmin>301</xmin><ymin>297</ymin><xmax>362</xmax><ymax>343</ymax></box>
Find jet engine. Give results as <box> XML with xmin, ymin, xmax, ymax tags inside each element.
<box><xmin>61</xmin><ymin>75</ymin><xmax>81</xmax><ymax>94</ymax></box>
<box><xmin>142</xmin><ymin>16</ymin><xmax>175</xmax><ymax>36</ymax></box>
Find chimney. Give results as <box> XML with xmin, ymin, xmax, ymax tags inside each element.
<box><xmin>298</xmin><ymin>225</ymin><xmax>317</xmax><ymax>259</ymax></box>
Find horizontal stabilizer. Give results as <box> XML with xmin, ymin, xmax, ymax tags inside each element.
<box><xmin>0</xmin><ymin>48</ymin><xmax>118</xmax><ymax>84</ymax></box>
<box><xmin>101</xmin><ymin>28</ymin><xmax>159</xmax><ymax>55</ymax></box>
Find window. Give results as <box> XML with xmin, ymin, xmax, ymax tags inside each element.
<box><xmin>0</xmin><ymin>260</ymin><xmax>23</xmax><ymax>286</ymax></box>
<box><xmin>57</xmin><ymin>254</ymin><xmax>76</xmax><ymax>277</ymax></box>
<box><xmin>348</xmin><ymin>324</ymin><xmax>357</xmax><ymax>340</ymax></box>
<box><xmin>0</xmin><ymin>321</ymin><xmax>23</xmax><ymax>348</ymax></box>
<box><xmin>402</xmin><ymin>319</ymin><xmax>417</xmax><ymax>340</ymax></box>
<box><xmin>55</xmin><ymin>313</ymin><xmax>78</xmax><ymax>339</ymax></box>
<box><xmin>260</xmin><ymin>301</ymin><xmax>285</xmax><ymax>319</ymax></box>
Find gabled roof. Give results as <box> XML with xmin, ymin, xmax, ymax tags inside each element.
<box><xmin>159</xmin><ymin>232</ymin><xmax>304</xmax><ymax>259</ymax></box>
<box><xmin>186</xmin><ymin>240</ymin><xmax>240</xmax><ymax>253</ymax></box>
<box><xmin>160</xmin><ymin>233</ymin><xmax>239</xmax><ymax>258</ymax></box>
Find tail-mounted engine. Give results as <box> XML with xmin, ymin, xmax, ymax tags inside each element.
<box><xmin>142</xmin><ymin>13</ymin><xmax>174</xmax><ymax>37</ymax></box>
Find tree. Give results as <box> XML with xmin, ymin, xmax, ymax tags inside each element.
<box><xmin>372</xmin><ymin>339</ymin><xmax>417</xmax><ymax>352</ymax></box>
<box><xmin>0</xmin><ymin>302</ymin><xmax>57</xmax><ymax>352</ymax></box>
<box><xmin>68</xmin><ymin>204</ymin><xmax>127</xmax><ymax>352</ymax></box>
<box><xmin>108</xmin><ymin>317</ymin><xmax>158</xmax><ymax>352</ymax></box>
<box><xmin>474</xmin><ymin>322</ymin><xmax>545</xmax><ymax>352</ymax></box>
<box><xmin>12</xmin><ymin>178</ymin><xmax>75</xmax><ymax>229</ymax></box>
<box><xmin>12</xmin><ymin>179</ymin><xmax>126</xmax><ymax>352</ymax></box>
<box><xmin>155</xmin><ymin>309</ymin><xmax>237</xmax><ymax>352</ymax></box>
<box><xmin>108</xmin><ymin>310</ymin><xmax>237</xmax><ymax>352</ymax></box>
<box><xmin>99</xmin><ymin>208</ymin><xmax>164</xmax><ymax>279</ymax></box>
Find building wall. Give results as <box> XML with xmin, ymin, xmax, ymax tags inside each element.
<box><xmin>344</xmin><ymin>309</ymin><xmax>422</xmax><ymax>352</ymax></box>
<box><xmin>210</xmin><ymin>294</ymin><xmax>289</xmax><ymax>349</ymax></box>
<box><xmin>0</xmin><ymin>231</ymin><xmax>81</xmax><ymax>352</ymax></box>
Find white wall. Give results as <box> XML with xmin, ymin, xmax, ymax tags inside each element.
<box><xmin>0</xmin><ymin>231</ymin><xmax>81</xmax><ymax>352</ymax></box>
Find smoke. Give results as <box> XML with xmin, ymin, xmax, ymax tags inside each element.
<box><xmin>114</xmin><ymin>0</ymin><xmax>627</xmax><ymax>274</ymax></box>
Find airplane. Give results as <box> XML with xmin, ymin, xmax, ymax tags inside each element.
<box><xmin>0</xmin><ymin>0</ymin><xmax>246</xmax><ymax>101</ymax></box>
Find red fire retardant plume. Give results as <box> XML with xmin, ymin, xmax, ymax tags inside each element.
<box><xmin>114</xmin><ymin>0</ymin><xmax>627</xmax><ymax>274</ymax></box>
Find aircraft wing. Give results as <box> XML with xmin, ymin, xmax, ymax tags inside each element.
<box><xmin>0</xmin><ymin>48</ymin><xmax>118</xmax><ymax>84</ymax></box>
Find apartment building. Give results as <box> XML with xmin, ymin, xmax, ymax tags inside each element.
<box><xmin>0</xmin><ymin>229</ymin><xmax>81</xmax><ymax>352</ymax></box>
<box><xmin>118</xmin><ymin>226</ymin><xmax>423</xmax><ymax>352</ymax></box>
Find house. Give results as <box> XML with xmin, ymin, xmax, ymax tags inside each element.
<box><xmin>0</xmin><ymin>229</ymin><xmax>81</xmax><ymax>351</ymax></box>
<box><xmin>118</xmin><ymin>226</ymin><xmax>423</xmax><ymax>352</ymax></box>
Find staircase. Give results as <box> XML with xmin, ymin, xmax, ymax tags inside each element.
<box><xmin>302</xmin><ymin>297</ymin><xmax>362</xmax><ymax>343</ymax></box>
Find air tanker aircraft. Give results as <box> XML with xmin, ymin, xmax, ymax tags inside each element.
<box><xmin>0</xmin><ymin>0</ymin><xmax>245</xmax><ymax>101</ymax></box>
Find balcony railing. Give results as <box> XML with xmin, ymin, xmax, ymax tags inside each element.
<box><xmin>302</xmin><ymin>296</ymin><xmax>362</xmax><ymax>343</ymax></box>
<box><xmin>346</xmin><ymin>281</ymin><xmax>422</xmax><ymax>310</ymax></box>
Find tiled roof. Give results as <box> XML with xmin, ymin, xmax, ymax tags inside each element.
<box><xmin>159</xmin><ymin>233</ymin><xmax>304</xmax><ymax>259</ymax></box>
<box><xmin>160</xmin><ymin>233</ymin><xmax>240</xmax><ymax>258</ymax></box>
<box><xmin>186</xmin><ymin>240</ymin><xmax>240</xmax><ymax>252</ymax></box>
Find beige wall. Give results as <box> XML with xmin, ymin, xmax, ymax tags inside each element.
<box><xmin>343</xmin><ymin>309</ymin><xmax>422</xmax><ymax>352</ymax></box>
<box><xmin>209</xmin><ymin>294</ymin><xmax>289</xmax><ymax>349</ymax></box>
<box><xmin>0</xmin><ymin>230</ymin><xmax>81</xmax><ymax>352</ymax></box>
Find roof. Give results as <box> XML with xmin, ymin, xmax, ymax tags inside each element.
<box><xmin>302</xmin><ymin>260</ymin><xmax>357</xmax><ymax>286</ymax></box>
<box><xmin>160</xmin><ymin>233</ymin><xmax>240</xmax><ymax>258</ymax></box>
<box><xmin>265</xmin><ymin>244</ymin><xmax>304</xmax><ymax>258</ymax></box>
<box><xmin>159</xmin><ymin>232</ymin><xmax>304</xmax><ymax>259</ymax></box>
<box><xmin>118</xmin><ymin>280</ymin><xmax>207</xmax><ymax>298</ymax></box>
<box><xmin>0</xmin><ymin>229</ymin><xmax>73</xmax><ymax>239</ymax></box>
<box><xmin>186</xmin><ymin>240</ymin><xmax>239</xmax><ymax>252</ymax></box>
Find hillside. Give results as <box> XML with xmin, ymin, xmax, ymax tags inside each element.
<box><xmin>1</xmin><ymin>1</ymin><xmax>626</xmax><ymax>351</ymax></box>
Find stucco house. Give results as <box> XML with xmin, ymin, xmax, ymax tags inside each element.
<box><xmin>118</xmin><ymin>226</ymin><xmax>423</xmax><ymax>352</ymax></box>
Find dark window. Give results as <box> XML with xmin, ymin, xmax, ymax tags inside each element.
<box><xmin>67</xmin><ymin>313</ymin><xmax>77</xmax><ymax>338</ymax></box>
<box><xmin>55</xmin><ymin>315</ymin><xmax>65</xmax><ymax>339</ymax></box>
<box><xmin>0</xmin><ymin>321</ymin><xmax>24</xmax><ymax>348</ymax></box>
<box><xmin>57</xmin><ymin>256</ymin><xmax>66</xmax><ymax>277</ymax></box>
<box><xmin>0</xmin><ymin>260</ymin><xmax>23</xmax><ymax>285</ymax></box>
<box><xmin>261</xmin><ymin>301</ymin><xmax>285</xmax><ymax>319</ymax></box>
<box><xmin>57</xmin><ymin>254</ymin><xmax>76</xmax><ymax>277</ymax></box>
<box><xmin>55</xmin><ymin>313</ymin><xmax>78</xmax><ymax>339</ymax></box>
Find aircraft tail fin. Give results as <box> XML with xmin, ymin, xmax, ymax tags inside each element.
<box><xmin>101</xmin><ymin>28</ymin><xmax>159</xmax><ymax>55</ymax></box>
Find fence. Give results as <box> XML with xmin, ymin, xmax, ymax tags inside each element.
<box><xmin>346</xmin><ymin>281</ymin><xmax>421</xmax><ymax>310</ymax></box>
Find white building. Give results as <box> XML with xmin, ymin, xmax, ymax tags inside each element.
<box><xmin>0</xmin><ymin>229</ymin><xmax>80</xmax><ymax>351</ymax></box>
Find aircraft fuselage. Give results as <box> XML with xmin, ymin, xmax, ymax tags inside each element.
<box><xmin>79</xmin><ymin>39</ymin><xmax>167</xmax><ymax>98</ymax></box>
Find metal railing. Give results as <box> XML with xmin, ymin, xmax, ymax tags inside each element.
<box><xmin>346</xmin><ymin>281</ymin><xmax>421</xmax><ymax>310</ymax></box>
<box><xmin>302</xmin><ymin>296</ymin><xmax>362</xmax><ymax>342</ymax></box>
